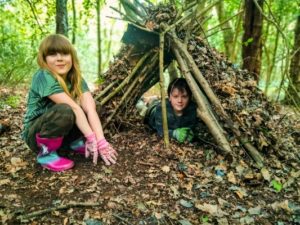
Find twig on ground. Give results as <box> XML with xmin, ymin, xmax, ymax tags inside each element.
<box><xmin>16</xmin><ymin>202</ymin><xmax>101</xmax><ymax>221</ymax></box>
<box><xmin>112</xmin><ymin>214</ymin><xmax>134</xmax><ymax>225</ymax></box>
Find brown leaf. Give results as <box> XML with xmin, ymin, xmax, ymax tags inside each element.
<box><xmin>227</xmin><ymin>171</ymin><xmax>237</xmax><ymax>184</ymax></box>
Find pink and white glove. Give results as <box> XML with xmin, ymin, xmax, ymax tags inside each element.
<box><xmin>97</xmin><ymin>139</ymin><xmax>118</xmax><ymax>166</ymax></box>
<box><xmin>85</xmin><ymin>133</ymin><xmax>98</xmax><ymax>165</ymax></box>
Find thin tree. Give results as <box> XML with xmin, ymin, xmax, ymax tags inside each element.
<box><xmin>215</xmin><ymin>0</ymin><xmax>234</xmax><ymax>58</ymax></box>
<box><xmin>96</xmin><ymin>0</ymin><xmax>102</xmax><ymax>79</ymax></box>
<box><xmin>286</xmin><ymin>15</ymin><xmax>300</xmax><ymax>105</ymax></box>
<box><xmin>242</xmin><ymin>0</ymin><xmax>264</xmax><ymax>79</ymax></box>
<box><xmin>230</xmin><ymin>0</ymin><xmax>243</xmax><ymax>62</ymax></box>
<box><xmin>56</xmin><ymin>0</ymin><xmax>69</xmax><ymax>37</ymax></box>
<box><xmin>71</xmin><ymin>0</ymin><xmax>76</xmax><ymax>44</ymax></box>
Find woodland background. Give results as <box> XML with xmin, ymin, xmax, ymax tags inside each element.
<box><xmin>0</xmin><ymin>0</ymin><xmax>299</xmax><ymax>105</ymax></box>
<box><xmin>0</xmin><ymin>0</ymin><xmax>300</xmax><ymax>225</ymax></box>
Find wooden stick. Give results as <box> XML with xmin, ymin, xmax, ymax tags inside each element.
<box><xmin>17</xmin><ymin>202</ymin><xmax>101</xmax><ymax>220</ymax></box>
<box><xmin>181</xmin><ymin>0</ymin><xmax>220</xmax><ymax>30</ymax></box>
<box><xmin>103</xmin><ymin>53</ymin><xmax>159</xmax><ymax>127</ymax></box>
<box><xmin>95</xmin><ymin>80</ymin><xmax>118</xmax><ymax>101</ymax></box>
<box><xmin>112</xmin><ymin>213</ymin><xmax>134</xmax><ymax>225</ymax></box>
<box><xmin>206</xmin><ymin>10</ymin><xmax>243</xmax><ymax>32</ymax></box>
<box><xmin>100</xmin><ymin>51</ymin><xmax>152</xmax><ymax>106</ymax></box>
<box><xmin>103</xmin><ymin>68</ymin><xmax>147</xmax><ymax>128</ymax></box>
<box><xmin>159</xmin><ymin>33</ymin><xmax>170</xmax><ymax>149</ymax></box>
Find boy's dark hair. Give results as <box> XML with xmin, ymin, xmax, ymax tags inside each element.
<box><xmin>167</xmin><ymin>78</ymin><xmax>192</xmax><ymax>98</ymax></box>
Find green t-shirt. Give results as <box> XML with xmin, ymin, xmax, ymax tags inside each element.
<box><xmin>22</xmin><ymin>69</ymin><xmax>89</xmax><ymax>139</ymax></box>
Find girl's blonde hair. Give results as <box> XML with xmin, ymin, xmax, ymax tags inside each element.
<box><xmin>37</xmin><ymin>34</ymin><xmax>82</xmax><ymax>99</ymax></box>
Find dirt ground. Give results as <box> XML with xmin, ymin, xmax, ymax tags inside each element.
<box><xmin>0</xmin><ymin>87</ymin><xmax>299</xmax><ymax>225</ymax></box>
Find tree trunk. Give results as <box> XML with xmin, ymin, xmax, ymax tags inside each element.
<box><xmin>286</xmin><ymin>15</ymin><xmax>300</xmax><ymax>104</ymax></box>
<box><xmin>215</xmin><ymin>0</ymin><xmax>234</xmax><ymax>57</ymax></box>
<box><xmin>96</xmin><ymin>0</ymin><xmax>102</xmax><ymax>79</ymax></box>
<box><xmin>230</xmin><ymin>0</ymin><xmax>243</xmax><ymax>62</ymax></box>
<box><xmin>71</xmin><ymin>0</ymin><xmax>76</xmax><ymax>44</ymax></box>
<box><xmin>264</xmin><ymin>24</ymin><xmax>280</xmax><ymax>95</ymax></box>
<box><xmin>56</xmin><ymin>0</ymin><xmax>68</xmax><ymax>37</ymax></box>
<box><xmin>242</xmin><ymin>0</ymin><xmax>264</xmax><ymax>79</ymax></box>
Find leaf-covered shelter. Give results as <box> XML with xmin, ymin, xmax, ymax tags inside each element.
<box><xmin>95</xmin><ymin>2</ymin><xmax>299</xmax><ymax>168</ymax></box>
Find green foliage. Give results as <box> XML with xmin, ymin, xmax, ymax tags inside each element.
<box><xmin>201</xmin><ymin>215</ymin><xmax>209</xmax><ymax>223</ymax></box>
<box><xmin>0</xmin><ymin>95</ymin><xmax>21</xmax><ymax>109</ymax></box>
<box><xmin>271</xmin><ymin>179</ymin><xmax>283</xmax><ymax>192</ymax></box>
<box><xmin>0</xmin><ymin>0</ymin><xmax>298</xmax><ymax>101</ymax></box>
<box><xmin>243</xmin><ymin>37</ymin><xmax>253</xmax><ymax>47</ymax></box>
<box><xmin>0</xmin><ymin>0</ymin><xmax>53</xmax><ymax>85</ymax></box>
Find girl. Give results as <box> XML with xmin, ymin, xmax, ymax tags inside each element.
<box><xmin>22</xmin><ymin>34</ymin><xmax>117</xmax><ymax>172</ymax></box>
<box><xmin>145</xmin><ymin>78</ymin><xmax>197</xmax><ymax>143</ymax></box>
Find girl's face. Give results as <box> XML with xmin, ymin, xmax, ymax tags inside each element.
<box><xmin>45</xmin><ymin>52</ymin><xmax>72</xmax><ymax>77</ymax></box>
<box><xmin>169</xmin><ymin>87</ymin><xmax>190</xmax><ymax>116</ymax></box>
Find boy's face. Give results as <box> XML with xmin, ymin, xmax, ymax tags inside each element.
<box><xmin>46</xmin><ymin>52</ymin><xmax>72</xmax><ymax>77</ymax></box>
<box><xmin>169</xmin><ymin>88</ymin><xmax>190</xmax><ymax>116</ymax></box>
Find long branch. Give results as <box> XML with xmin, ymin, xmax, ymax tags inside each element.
<box><xmin>17</xmin><ymin>202</ymin><xmax>101</xmax><ymax>220</ymax></box>
<box><xmin>159</xmin><ymin>33</ymin><xmax>170</xmax><ymax>148</ymax></box>
<box><xmin>25</xmin><ymin>0</ymin><xmax>44</xmax><ymax>33</ymax></box>
<box><xmin>95</xmin><ymin>80</ymin><xmax>118</xmax><ymax>101</ymax></box>
<box><xmin>206</xmin><ymin>10</ymin><xmax>243</xmax><ymax>33</ymax></box>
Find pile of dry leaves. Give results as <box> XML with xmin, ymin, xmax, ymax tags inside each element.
<box><xmin>0</xmin><ymin>86</ymin><xmax>299</xmax><ymax>225</ymax></box>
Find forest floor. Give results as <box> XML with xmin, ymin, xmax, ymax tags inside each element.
<box><xmin>0</xmin><ymin>86</ymin><xmax>299</xmax><ymax>225</ymax></box>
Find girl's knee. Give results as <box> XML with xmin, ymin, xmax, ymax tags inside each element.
<box><xmin>53</xmin><ymin>103</ymin><xmax>73</xmax><ymax>114</ymax></box>
<box><xmin>48</xmin><ymin>104</ymin><xmax>75</xmax><ymax>127</ymax></box>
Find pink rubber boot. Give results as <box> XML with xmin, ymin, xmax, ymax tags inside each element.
<box><xmin>36</xmin><ymin>134</ymin><xmax>74</xmax><ymax>172</ymax></box>
<box><xmin>69</xmin><ymin>138</ymin><xmax>85</xmax><ymax>155</ymax></box>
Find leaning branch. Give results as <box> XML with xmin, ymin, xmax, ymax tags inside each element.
<box><xmin>173</xmin><ymin>47</ymin><xmax>232</xmax><ymax>154</ymax></box>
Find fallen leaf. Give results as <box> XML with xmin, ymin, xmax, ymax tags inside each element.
<box><xmin>271</xmin><ymin>180</ymin><xmax>282</xmax><ymax>192</ymax></box>
<box><xmin>178</xmin><ymin>219</ymin><xmax>193</xmax><ymax>225</ymax></box>
<box><xmin>0</xmin><ymin>179</ymin><xmax>10</xmax><ymax>186</ymax></box>
<box><xmin>161</xmin><ymin>165</ymin><xmax>170</xmax><ymax>173</ymax></box>
<box><xmin>261</xmin><ymin>167</ymin><xmax>271</xmax><ymax>182</ymax></box>
<box><xmin>270</xmin><ymin>200</ymin><xmax>291</xmax><ymax>212</ymax></box>
<box><xmin>179</xmin><ymin>199</ymin><xmax>193</xmax><ymax>208</ymax></box>
<box><xmin>248</xmin><ymin>206</ymin><xmax>261</xmax><ymax>215</ymax></box>
<box><xmin>170</xmin><ymin>185</ymin><xmax>180</xmax><ymax>198</ymax></box>
<box><xmin>217</xmin><ymin>217</ymin><xmax>229</xmax><ymax>225</ymax></box>
<box><xmin>136</xmin><ymin>202</ymin><xmax>147</xmax><ymax>212</ymax></box>
<box><xmin>195</xmin><ymin>202</ymin><xmax>228</xmax><ymax>217</ymax></box>
<box><xmin>227</xmin><ymin>171</ymin><xmax>237</xmax><ymax>184</ymax></box>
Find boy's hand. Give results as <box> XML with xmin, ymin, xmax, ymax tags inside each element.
<box><xmin>186</xmin><ymin>129</ymin><xmax>194</xmax><ymax>142</ymax></box>
<box><xmin>173</xmin><ymin>127</ymin><xmax>194</xmax><ymax>143</ymax></box>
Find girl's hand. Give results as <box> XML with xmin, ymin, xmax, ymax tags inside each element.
<box><xmin>97</xmin><ymin>139</ymin><xmax>118</xmax><ymax>166</ymax></box>
<box><xmin>85</xmin><ymin>133</ymin><xmax>98</xmax><ymax>164</ymax></box>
